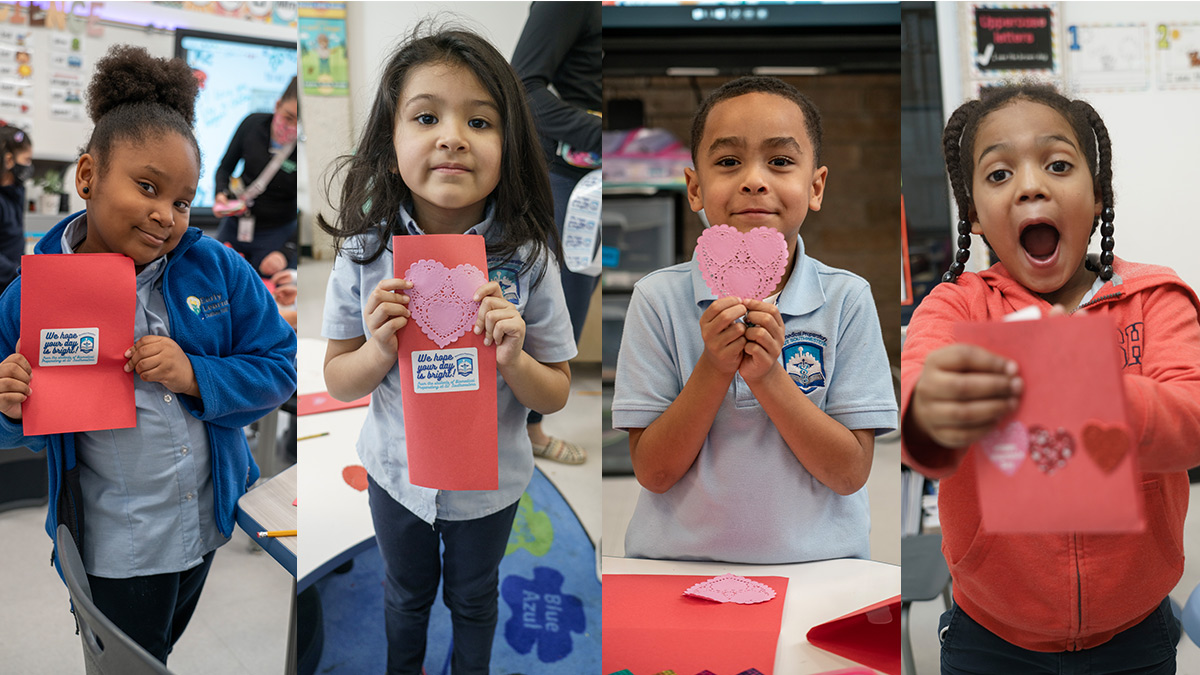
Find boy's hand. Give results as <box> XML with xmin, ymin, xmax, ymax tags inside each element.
<box><xmin>0</xmin><ymin>339</ymin><xmax>30</xmax><ymax>420</ymax></box>
<box><xmin>474</xmin><ymin>281</ymin><xmax>525</xmax><ymax>367</ymax></box>
<box><xmin>125</xmin><ymin>336</ymin><xmax>200</xmax><ymax>397</ymax></box>
<box><xmin>910</xmin><ymin>343</ymin><xmax>1022</xmax><ymax>449</ymax></box>
<box><xmin>699</xmin><ymin>296</ymin><xmax>747</xmax><ymax>375</ymax></box>
<box><xmin>365</xmin><ymin>278</ymin><xmax>412</xmax><ymax>360</ymax></box>
<box><xmin>739</xmin><ymin>299</ymin><xmax>785</xmax><ymax>382</ymax></box>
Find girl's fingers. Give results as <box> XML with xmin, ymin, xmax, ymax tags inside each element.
<box><xmin>923</xmin><ymin>398</ymin><xmax>1017</xmax><ymax>430</ymax></box>
<box><xmin>473</xmin><ymin>281</ymin><xmax>503</xmax><ymax>303</ymax></box>
<box><xmin>928</xmin><ymin>343</ymin><xmax>1017</xmax><ymax>376</ymax></box>
<box><xmin>925</xmin><ymin>369</ymin><xmax>1023</xmax><ymax>402</ymax></box>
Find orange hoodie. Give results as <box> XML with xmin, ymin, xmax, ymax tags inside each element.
<box><xmin>901</xmin><ymin>257</ymin><xmax>1200</xmax><ymax>651</ymax></box>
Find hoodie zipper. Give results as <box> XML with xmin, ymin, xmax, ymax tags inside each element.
<box><xmin>1073</xmin><ymin>532</ymin><xmax>1082</xmax><ymax>650</ymax></box>
<box><xmin>1074</xmin><ymin>291</ymin><xmax>1124</xmax><ymax>313</ymax></box>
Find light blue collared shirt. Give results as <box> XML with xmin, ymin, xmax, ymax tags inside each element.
<box><xmin>613</xmin><ymin>235</ymin><xmax>897</xmax><ymax>563</ymax></box>
<box><xmin>62</xmin><ymin>215</ymin><xmax>223</xmax><ymax>577</ymax></box>
<box><xmin>321</xmin><ymin>205</ymin><xmax>577</xmax><ymax>523</ymax></box>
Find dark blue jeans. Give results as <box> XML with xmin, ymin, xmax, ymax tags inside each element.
<box><xmin>368</xmin><ymin>474</ymin><xmax>519</xmax><ymax>675</ymax></box>
<box><xmin>86</xmin><ymin>551</ymin><xmax>215</xmax><ymax>664</ymax></box>
<box><xmin>939</xmin><ymin>597</ymin><xmax>1179</xmax><ymax>674</ymax></box>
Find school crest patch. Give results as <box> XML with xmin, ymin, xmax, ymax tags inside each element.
<box><xmin>489</xmin><ymin>260</ymin><xmax>523</xmax><ymax>305</ymax></box>
<box><xmin>783</xmin><ymin>331</ymin><xmax>828</xmax><ymax>393</ymax></box>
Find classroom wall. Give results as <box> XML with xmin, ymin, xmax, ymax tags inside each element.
<box><xmin>936</xmin><ymin>1</ymin><xmax>1200</xmax><ymax>291</ymax></box>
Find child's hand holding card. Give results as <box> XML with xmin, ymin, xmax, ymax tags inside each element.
<box><xmin>954</xmin><ymin>313</ymin><xmax>1143</xmax><ymax>533</ymax></box>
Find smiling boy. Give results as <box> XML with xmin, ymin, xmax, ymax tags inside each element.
<box><xmin>612</xmin><ymin>76</ymin><xmax>897</xmax><ymax>563</ymax></box>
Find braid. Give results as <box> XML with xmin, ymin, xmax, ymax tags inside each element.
<box><xmin>940</xmin><ymin>100</ymin><xmax>980</xmax><ymax>283</ymax></box>
<box><xmin>1073</xmin><ymin>100</ymin><xmax>1115</xmax><ymax>280</ymax></box>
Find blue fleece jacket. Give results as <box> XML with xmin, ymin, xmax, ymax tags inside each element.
<box><xmin>0</xmin><ymin>211</ymin><xmax>296</xmax><ymax>567</ymax></box>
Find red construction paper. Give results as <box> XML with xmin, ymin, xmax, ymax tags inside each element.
<box><xmin>297</xmin><ymin>391</ymin><xmax>371</xmax><ymax>415</ymax></box>
<box><xmin>602</xmin><ymin>574</ymin><xmax>788</xmax><ymax>675</ymax></box>
<box><xmin>394</xmin><ymin>234</ymin><xmax>498</xmax><ymax>490</ymax></box>
<box><xmin>806</xmin><ymin>595</ymin><xmax>900</xmax><ymax>675</ymax></box>
<box><xmin>20</xmin><ymin>254</ymin><xmax>135</xmax><ymax>435</ymax></box>
<box><xmin>955</xmin><ymin>314</ymin><xmax>1142</xmax><ymax>532</ymax></box>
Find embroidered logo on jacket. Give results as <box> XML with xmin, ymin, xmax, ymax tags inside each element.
<box><xmin>189</xmin><ymin>293</ymin><xmax>230</xmax><ymax>320</ymax></box>
<box><xmin>783</xmin><ymin>331</ymin><xmax>828</xmax><ymax>393</ymax></box>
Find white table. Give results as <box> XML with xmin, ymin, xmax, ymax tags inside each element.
<box><xmin>602</xmin><ymin>556</ymin><xmax>899</xmax><ymax>674</ymax></box>
<box><xmin>296</xmin><ymin>338</ymin><xmax>377</xmax><ymax>592</ymax></box>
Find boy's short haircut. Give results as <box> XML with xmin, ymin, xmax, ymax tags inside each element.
<box><xmin>689</xmin><ymin>75</ymin><xmax>823</xmax><ymax>168</ymax></box>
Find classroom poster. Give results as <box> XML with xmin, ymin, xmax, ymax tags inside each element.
<box><xmin>966</xmin><ymin>3</ymin><xmax>1060</xmax><ymax>80</ymax></box>
<box><xmin>299</xmin><ymin>2</ymin><xmax>348</xmax><ymax>97</ymax></box>
<box><xmin>1066</xmin><ymin>23</ymin><xmax>1150</xmax><ymax>93</ymax></box>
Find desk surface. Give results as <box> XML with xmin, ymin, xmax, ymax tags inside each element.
<box><xmin>236</xmin><ymin>464</ymin><xmax>297</xmax><ymax>575</ymax></box>
<box><xmin>602</xmin><ymin>556</ymin><xmax>898</xmax><ymax>674</ymax></box>
<box><xmin>296</xmin><ymin>338</ymin><xmax>377</xmax><ymax>591</ymax></box>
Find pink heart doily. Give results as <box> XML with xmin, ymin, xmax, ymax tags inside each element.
<box><xmin>404</xmin><ymin>259</ymin><xmax>487</xmax><ymax>348</ymax></box>
<box><xmin>1029</xmin><ymin>425</ymin><xmax>1074</xmax><ymax>475</ymax></box>
<box><xmin>695</xmin><ymin>225</ymin><xmax>788</xmax><ymax>300</ymax></box>
<box><xmin>980</xmin><ymin>420</ymin><xmax>1028</xmax><ymax>476</ymax></box>
<box><xmin>683</xmin><ymin>573</ymin><xmax>776</xmax><ymax>605</ymax></box>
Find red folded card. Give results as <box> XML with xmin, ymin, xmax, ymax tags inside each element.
<box><xmin>807</xmin><ymin>595</ymin><xmax>900</xmax><ymax>675</ymax></box>
<box><xmin>20</xmin><ymin>254</ymin><xmax>136</xmax><ymax>435</ymax></box>
<box><xmin>394</xmin><ymin>234</ymin><xmax>498</xmax><ymax>490</ymax></box>
<box><xmin>602</xmin><ymin>574</ymin><xmax>788</xmax><ymax>675</ymax></box>
<box><xmin>955</xmin><ymin>314</ymin><xmax>1142</xmax><ymax>533</ymax></box>
<box><xmin>297</xmin><ymin>391</ymin><xmax>370</xmax><ymax>415</ymax></box>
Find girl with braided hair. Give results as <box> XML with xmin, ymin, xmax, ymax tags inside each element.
<box><xmin>901</xmin><ymin>84</ymin><xmax>1200</xmax><ymax>671</ymax></box>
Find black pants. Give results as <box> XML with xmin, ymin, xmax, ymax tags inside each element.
<box><xmin>939</xmin><ymin>597</ymin><xmax>1179</xmax><ymax>674</ymax></box>
<box><xmin>368</xmin><ymin>474</ymin><xmax>519</xmax><ymax>675</ymax></box>
<box><xmin>86</xmin><ymin>551</ymin><xmax>216</xmax><ymax>664</ymax></box>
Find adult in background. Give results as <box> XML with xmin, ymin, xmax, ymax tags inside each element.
<box><xmin>0</xmin><ymin>126</ymin><xmax>31</xmax><ymax>297</ymax></box>
<box><xmin>512</xmin><ymin>1</ymin><xmax>602</xmax><ymax>464</ymax></box>
<box><xmin>214</xmin><ymin>76</ymin><xmax>298</xmax><ymax>280</ymax></box>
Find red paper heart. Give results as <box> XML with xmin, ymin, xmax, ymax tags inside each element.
<box><xmin>1028</xmin><ymin>426</ymin><xmax>1074</xmax><ymax>475</ymax></box>
<box><xmin>1082</xmin><ymin>422</ymin><xmax>1130</xmax><ymax>474</ymax></box>
<box><xmin>342</xmin><ymin>465</ymin><xmax>368</xmax><ymax>492</ymax></box>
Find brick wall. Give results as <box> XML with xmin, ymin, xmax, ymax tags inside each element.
<box><xmin>604</xmin><ymin>74</ymin><xmax>902</xmax><ymax>371</ymax></box>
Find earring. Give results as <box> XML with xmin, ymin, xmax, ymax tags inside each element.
<box><xmin>1098</xmin><ymin>207</ymin><xmax>1114</xmax><ymax>281</ymax></box>
<box><xmin>942</xmin><ymin>219</ymin><xmax>972</xmax><ymax>283</ymax></box>
<box><xmin>81</xmin><ymin>186</ymin><xmax>89</xmax><ymax>194</ymax></box>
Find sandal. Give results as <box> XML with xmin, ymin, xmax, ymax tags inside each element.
<box><xmin>531</xmin><ymin>436</ymin><xmax>587</xmax><ymax>465</ymax></box>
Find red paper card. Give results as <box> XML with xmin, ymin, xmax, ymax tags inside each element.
<box><xmin>297</xmin><ymin>391</ymin><xmax>370</xmax><ymax>415</ymax></box>
<box><xmin>393</xmin><ymin>234</ymin><xmax>498</xmax><ymax>490</ymax></box>
<box><xmin>20</xmin><ymin>254</ymin><xmax>136</xmax><ymax>435</ymax></box>
<box><xmin>602</xmin><ymin>574</ymin><xmax>788</xmax><ymax>675</ymax></box>
<box><xmin>807</xmin><ymin>595</ymin><xmax>900</xmax><ymax>675</ymax></box>
<box><xmin>955</xmin><ymin>314</ymin><xmax>1143</xmax><ymax>532</ymax></box>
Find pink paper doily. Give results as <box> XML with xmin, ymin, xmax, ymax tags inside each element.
<box><xmin>684</xmin><ymin>573</ymin><xmax>776</xmax><ymax>605</ymax></box>
<box><xmin>404</xmin><ymin>259</ymin><xmax>487</xmax><ymax>348</ymax></box>
<box><xmin>695</xmin><ymin>225</ymin><xmax>788</xmax><ymax>300</ymax></box>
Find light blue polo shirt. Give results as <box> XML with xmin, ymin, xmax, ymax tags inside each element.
<box><xmin>322</xmin><ymin>205</ymin><xmax>577</xmax><ymax>523</ymax></box>
<box><xmin>612</xmin><ymin>235</ymin><xmax>897</xmax><ymax>563</ymax></box>
<box><xmin>62</xmin><ymin>215</ymin><xmax>223</xmax><ymax>578</ymax></box>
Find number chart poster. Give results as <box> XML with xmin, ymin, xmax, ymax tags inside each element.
<box><xmin>967</xmin><ymin>4</ymin><xmax>1060</xmax><ymax>79</ymax></box>
<box><xmin>1156</xmin><ymin>22</ymin><xmax>1200</xmax><ymax>90</ymax></box>
<box><xmin>1066</xmin><ymin>24</ymin><xmax>1150</xmax><ymax>93</ymax></box>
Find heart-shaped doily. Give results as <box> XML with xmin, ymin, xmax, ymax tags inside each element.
<box><xmin>1082</xmin><ymin>421</ymin><xmax>1130</xmax><ymax>474</ymax></box>
<box><xmin>695</xmin><ymin>225</ymin><xmax>788</xmax><ymax>300</ymax></box>
<box><xmin>1029</xmin><ymin>425</ymin><xmax>1074</xmax><ymax>475</ymax></box>
<box><xmin>683</xmin><ymin>573</ymin><xmax>776</xmax><ymax>604</ymax></box>
<box><xmin>404</xmin><ymin>259</ymin><xmax>487</xmax><ymax>348</ymax></box>
<box><xmin>980</xmin><ymin>420</ymin><xmax>1028</xmax><ymax>476</ymax></box>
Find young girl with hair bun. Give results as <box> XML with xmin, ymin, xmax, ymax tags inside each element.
<box><xmin>0</xmin><ymin>45</ymin><xmax>295</xmax><ymax>663</ymax></box>
<box><xmin>902</xmin><ymin>84</ymin><xmax>1200</xmax><ymax>672</ymax></box>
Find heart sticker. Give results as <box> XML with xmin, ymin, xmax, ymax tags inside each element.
<box><xmin>980</xmin><ymin>420</ymin><xmax>1028</xmax><ymax>476</ymax></box>
<box><xmin>683</xmin><ymin>573</ymin><xmax>776</xmax><ymax>605</ymax></box>
<box><xmin>1029</xmin><ymin>426</ymin><xmax>1074</xmax><ymax>475</ymax></box>
<box><xmin>1082</xmin><ymin>421</ymin><xmax>1130</xmax><ymax>474</ymax></box>
<box><xmin>695</xmin><ymin>225</ymin><xmax>788</xmax><ymax>300</ymax></box>
<box><xmin>342</xmin><ymin>465</ymin><xmax>368</xmax><ymax>492</ymax></box>
<box><xmin>404</xmin><ymin>259</ymin><xmax>488</xmax><ymax>348</ymax></box>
